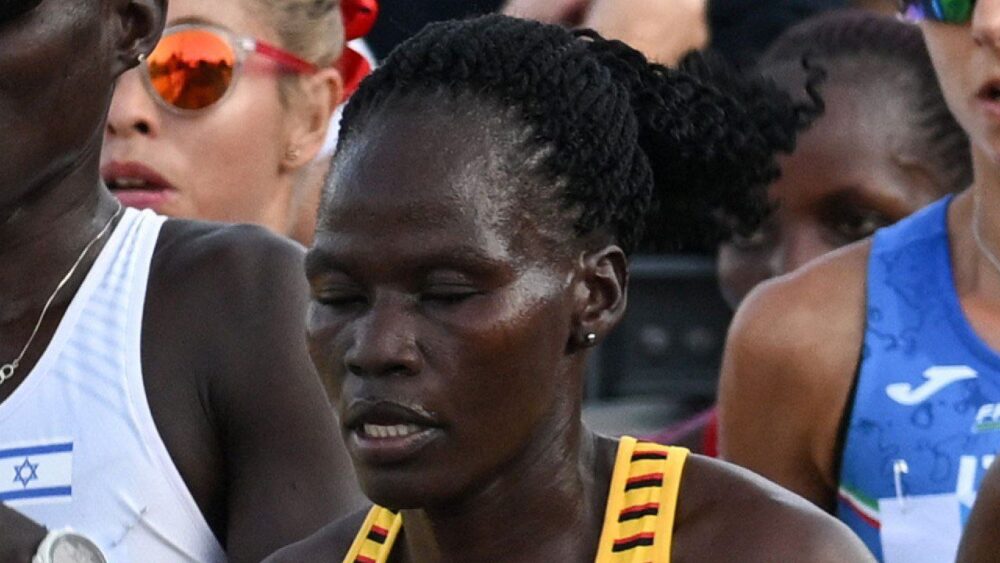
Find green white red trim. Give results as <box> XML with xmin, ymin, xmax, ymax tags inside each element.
<box><xmin>838</xmin><ymin>485</ymin><xmax>881</xmax><ymax>530</ymax></box>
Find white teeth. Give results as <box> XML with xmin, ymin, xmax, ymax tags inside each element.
<box><xmin>361</xmin><ymin>423</ymin><xmax>423</xmax><ymax>439</ymax></box>
<box><xmin>113</xmin><ymin>177</ymin><xmax>147</xmax><ymax>189</ymax></box>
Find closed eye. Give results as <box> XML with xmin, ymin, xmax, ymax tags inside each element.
<box><xmin>420</xmin><ymin>287</ymin><xmax>481</xmax><ymax>305</ymax></box>
<box><xmin>313</xmin><ymin>289</ymin><xmax>368</xmax><ymax>309</ymax></box>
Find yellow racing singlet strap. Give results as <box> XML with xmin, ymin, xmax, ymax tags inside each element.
<box><xmin>343</xmin><ymin>438</ymin><xmax>688</xmax><ymax>563</ymax></box>
<box><xmin>344</xmin><ymin>506</ymin><xmax>403</xmax><ymax>563</ymax></box>
<box><xmin>595</xmin><ymin>437</ymin><xmax>689</xmax><ymax>563</ymax></box>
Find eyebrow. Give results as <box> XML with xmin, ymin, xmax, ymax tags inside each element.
<box><xmin>305</xmin><ymin>246</ymin><xmax>511</xmax><ymax>279</ymax></box>
<box><xmin>818</xmin><ymin>186</ymin><xmax>911</xmax><ymax>220</ymax></box>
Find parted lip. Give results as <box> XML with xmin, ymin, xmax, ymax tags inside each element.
<box><xmin>101</xmin><ymin>161</ymin><xmax>176</xmax><ymax>192</ymax></box>
<box><xmin>343</xmin><ymin>399</ymin><xmax>441</xmax><ymax>430</ymax></box>
<box><xmin>977</xmin><ymin>78</ymin><xmax>1000</xmax><ymax>101</ymax></box>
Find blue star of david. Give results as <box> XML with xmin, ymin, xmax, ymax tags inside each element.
<box><xmin>13</xmin><ymin>457</ymin><xmax>39</xmax><ymax>489</ymax></box>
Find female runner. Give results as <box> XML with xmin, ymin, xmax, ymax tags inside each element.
<box><xmin>270</xmin><ymin>15</ymin><xmax>872</xmax><ymax>563</ymax></box>
<box><xmin>721</xmin><ymin>1</ymin><xmax>1000</xmax><ymax>560</ymax></box>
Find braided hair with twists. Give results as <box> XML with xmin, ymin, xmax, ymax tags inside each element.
<box><xmin>332</xmin><ymin>14</ymin><xmax>819</xmax><ymax>254</ymax></box>
<box><xmin>760</xmin><ymin>10</ymin><xmax>971</xmax><ymax>195</ymax></box>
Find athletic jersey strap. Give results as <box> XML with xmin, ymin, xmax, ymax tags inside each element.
<box><xmin>343</xmin><ymin>437</ymin><xmax>688</xmax><ymax>563</ymax></box>
<box><xmin>596</xmin><ymin>437</ymin><xmax>688</xmax><ymax>563</ymax></box>
<box><xmin>344</xmin><ymin>506</ymin><xmax>402</xmax><ymax>563</ymax></box>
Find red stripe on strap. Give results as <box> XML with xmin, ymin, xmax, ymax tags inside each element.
<box><xmin>614</xmin><ymin>532</ymin><xmax>656</xmax><ymax>547</ymax></box>
<box><xmin>620</xmin><ymin>502</ymin><xmax>660</xmax><ymax>516</ymax></box>
<box><xmin>626</xmin><ymin>473</ymin><xmax>664</xmax><ymax>485</ymax></box>
<box><xmin>355</xmin><ymin>556</ymin><xmax>377</xmax><ymax>563</ymax></box>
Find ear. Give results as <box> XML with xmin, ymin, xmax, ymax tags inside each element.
<box><xmin>108</xmin><ymin>0</ymin><xmax>166</xmax><ymax>78</ymax></box>
<box><xmin>569</xmin><ymin>245</ymin><xmax>628</xmax><ymax>351</ymax></box>
<box><xmin>281</xmin><ymin>68</ymin><xmax>345</xmax><ymax>172</ymax></box>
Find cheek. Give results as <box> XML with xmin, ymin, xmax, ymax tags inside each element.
<box><xmin>922</xmin><ymin>24</ymin><xmax>975</xmax><ymax>132</ymax></box>
<box><xmin>306</xmin><ymin>305</ymin><xmax>346</xmax><ymax>401</ymax></box>
<box><xmin>436</xmin><ymin>291</ymin><xmax>571</xmax><ymax>433</ymax></box>
<box><xmin>0</xmin><ymin>14</ymin><xmax>110</xmax><ymax>199</ymax></box>
<box><xmin>167</xmin><ymin>73</ymin><xmax>290</xmax><ymax>217</ymax></box>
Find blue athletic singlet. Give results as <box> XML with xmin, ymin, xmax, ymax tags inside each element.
<box><xmin>837</xmin><ymin>196</ymin><xmax>1000</xmax><ymax>562</ymax></box>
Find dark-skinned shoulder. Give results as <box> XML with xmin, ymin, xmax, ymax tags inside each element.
<box><xmin>717</xmin><ymin>240</ymin><xmax>870</xmax><ymax>511</ymax></box>
<box><xmin>674</xmin><ymin>455</ymin><xmax>875</xmax><ymax>562</ymax></box>
<box><xmin>958</xmin><ymin>460</ymin><xmax>1000</xmax><ymax>562</ymax></box>
<box><xmin>143</xmin><ymin>219</ymin><xmax>362</xmax><ymax>562</ymax></box>
<box><xmin>264</xmin><ymin>507</ymin><xmax>371</xmax><ymax>562</ymax></box>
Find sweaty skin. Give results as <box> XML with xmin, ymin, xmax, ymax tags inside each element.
<box><xmin>719</xmin><ymin>7</ymin><xmax>1000</xmax><ymax>511</ymax></box>
<box><xmin>0</xmin><ymin>1</ymin><xmax>361</xmax><ymax>560</ymax></box>
<box><xmin>266</xmin><ymin>102</ymin><xmax>873</xmax><ymax>562</ymax></box>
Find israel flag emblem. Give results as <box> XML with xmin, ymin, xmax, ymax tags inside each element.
<box><xmin>0</xmin><ymin>441</ymin><xmax>73</xmax><ymax>506</ymax></box>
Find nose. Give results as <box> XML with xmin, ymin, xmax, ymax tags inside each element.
<box><xmin>973</xmin><ymin>0</ymin><xmax>1000</xmax><ymax>51</ymax></box>
<box><xmin>106</xmin><ymin>68</ymin><xmax>161</xmax><ymax>138</ymax></box>
<box><xmin>344</xmin><ymin>294</ymin><xmax>422</xmax><ymax>378</ymax></box>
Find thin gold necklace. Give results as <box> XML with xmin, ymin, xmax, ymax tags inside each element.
<box><xmin>0</xmin><ymin>201</ymin><xmax>124</xmax><ymax>386</ymax></box>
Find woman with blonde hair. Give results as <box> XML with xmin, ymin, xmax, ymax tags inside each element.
<box><xmin>102</xmin><ymin>0</ymin><xmax>376</xmax><ymax>243</ymax></box>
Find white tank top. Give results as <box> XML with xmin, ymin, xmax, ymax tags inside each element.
<box><xmin>0</xmin><ymin>209</ymin><xmax>225</xmax><ymax>562</ymax></box>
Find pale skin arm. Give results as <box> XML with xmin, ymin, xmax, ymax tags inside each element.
<box><xmin>502</xmin><ymin>0</ymin><xmax>709</xmax><ymax>65</ymax></box>
<box><xmin>717</xmin><ymin>244</ymin><xmax>870</xmax><ymax>511</ymax></box>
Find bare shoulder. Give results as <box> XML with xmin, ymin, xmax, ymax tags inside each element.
<box><xmin>146</xmin><ymin>218</ymin><xmax>313</xmax><ymax>390</ymax></box>
<box><xmin>674</xmin><ymin>455</ymin><xmax>874</xmax><ymax>562</ymax></box>
<box><xmin>717</xmin><ymin>241</ymin><xmax>871</xmax><ymax>506</ymax></box>
<box><xmin>144</xmin><ymin>219</ymin><xmax>362</xmax><ymax>560</ymax></box>
<box><xmin>265</xmin><ymin>508</ymin><xmax>370</xmax><ymax>563</ymax></box>
<box><xmin>723</xmin><ymin>239</ymin><xmax>870</xmax><ymax>383</ymax></box>
<box><xmin>152</xmin><ymin>219</ymin><xmax>307</xmax><ymax>299</ymax></box>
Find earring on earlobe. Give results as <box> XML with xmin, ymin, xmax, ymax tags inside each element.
<box><xmin>136</xmin><ymin>53</ymin><xmax>146</xmax><ymax>65</ymax></box>
<box><xmin>583</xmin><ymin>333</ymin><xmax>598</xmax><ymax>348</ymax></box>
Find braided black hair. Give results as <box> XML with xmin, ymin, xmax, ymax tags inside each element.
<box><xmin>760</xmin><ymin>10</ymin><xmax>972</xmax><ymax>194</ymax></box>
<box><xmin>333</xmin><ymin>14</ymin><xmax>814</xmax><ymax>253</ymax></box>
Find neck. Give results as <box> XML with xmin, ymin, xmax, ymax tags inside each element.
<box><xmin>400</xmin><ymin>414</ymin><xmax>613</xmax><ymax>563</ymax></box>
<box><xmin>0</xmin><ymin>141</ymin><xmax>119</xmax><ymax>321</ymax></box>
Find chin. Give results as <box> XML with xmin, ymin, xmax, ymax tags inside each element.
<box><xmin>357</xmin><ymin>463</ymin><xmax>478</xmax><ymax>511</ymax></box>
<box><xmin>359</xmin><ymin>472</ymin><xmax>451</xmax><ymax>510</ymax></box>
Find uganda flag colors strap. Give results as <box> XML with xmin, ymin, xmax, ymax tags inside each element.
<box><xmin>595</xmin><ymin>437</ymin><xmax>688</xmax><ymax>563</ymax></box>
<box><xmin>344</xmin><ymin>505</ymin><xmax>402</xmax><ymax>563</ymax></box>
<box><xmin>344</xmin><ymin>437</ymin><xmax>689</xmax><ymax>563</ymax></box>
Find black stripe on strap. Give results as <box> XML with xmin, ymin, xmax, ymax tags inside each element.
<box><xmin>612</xmin><ymin>534</ymin><xmax>655</xmax><ymax>553</ymax></box>
<box><xmin>618</xmin><ymin>506</ymin><xmax>660</xmax><ymax>522</ymax></box>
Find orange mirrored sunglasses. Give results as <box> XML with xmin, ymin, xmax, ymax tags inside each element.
<box><xmin>140</xmin><ymin>24</ymin><xmax>319</xmax><ymax>114</ymax></box>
